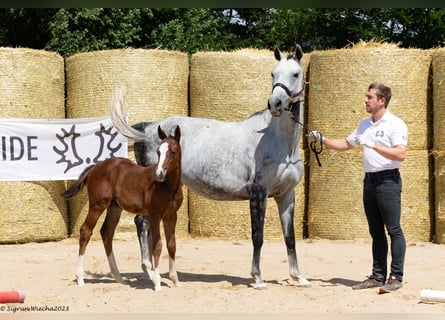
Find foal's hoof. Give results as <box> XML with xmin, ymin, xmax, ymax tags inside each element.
<box><xmin>112</xmin><ymin>275</ymin><xmax>127</xmax><ymax>285</ymax></box>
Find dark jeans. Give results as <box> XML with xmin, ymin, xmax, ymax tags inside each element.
<box><xmin>363</xmin><ymin>169</ymin><xmax>405</xmax><ymax>283</ymax></box>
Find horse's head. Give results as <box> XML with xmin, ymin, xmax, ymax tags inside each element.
<box><xmin>267</xmin><ymin>45</ymin><xmax>305</xmax><ymax>119</ymax></box>
<box><xmin>155</xmin><ymin>125</ymin><xmax>181</xmax><ymax>182</ymax></box>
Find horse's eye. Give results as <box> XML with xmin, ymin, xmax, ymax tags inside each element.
<box><xmin>293</xmin><ymin>73</ymin><xmax>299</xmax><ymax>78</ymax></box>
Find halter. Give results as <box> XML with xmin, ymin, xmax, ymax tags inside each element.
<box><xmin>272</xmin><ymin>78</ymin><xmax>323</xmax><ymax>167</ymax></box>
<box><xmin>272</xmin><ymin>81</ymin><xmax>305</xmax><ymax>124</ymax></box>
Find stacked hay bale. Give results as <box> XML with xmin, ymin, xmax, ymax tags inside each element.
<box><xmin>188</xmin><ymin>48</ymin><xmax>309</xmax><ymax>240</ymax></box>
<box><xmin>307</xmin><ymin>42</ymin><xmax>433</xmax><ymax>241</ymax></box>
<box><xmin>65</xmin><ymin>49</ymin><xmax>189</xmax><ymax>240</ymax></box>
<box><xmin>432</xmin><ymin>48</ymin><xmax>445</xmax><ymax>244</ymax></box>
<box><xmin>0</xmin><ymin>48</ymin><xmax>67</xmax><ymax>243</ymax></box>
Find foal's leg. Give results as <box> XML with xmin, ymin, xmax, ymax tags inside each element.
<box><xmin>148</xmin><ymin>214</ymin><xmax>163</xmax><ymax>291</ymax></box>
<box><xmin>247</xmin><ymin>183</ymin><xmax>268</xmax><ymax>289</ymax></box>
<box><xmin>100</xmin><ymin>203</ymin><xmax>124</xmax><ymax>284</ymax></box>
<box><xmin>77</xmin><ymin>206</ymin><xmax>104</xmax><ymax>286</ymax></box>
<box><xmin>275</xmin><ymin>190</ymin><xmax>310</xmax><ymax>287</ymax></box>
<box><xmin>134</xmin><ymin>215</ymin><xmax>154</xmax><ymax>280</ymax></box>
<box><xmin>163</xmin><ymin>212</ymin><xmax>180</xmax><ymax>287</ymax></box>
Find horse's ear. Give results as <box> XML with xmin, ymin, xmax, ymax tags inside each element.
<box><xmin>158</xmin><ymin>125</ymin><xmax>167</xmax><ymax>140</ymax></box>
<box><xmin>294</xmin><ymin>44</ymin><xmax>303</xmax><ymax>62</ymax></box>
<box><xmin>174</xmin><ymin>125</ymin><xmax>181</xmax><ymax>143</ymax></box>
<box><xmin>274</xmin><ymin>45</ymin><xmax>282</xmax><ymax>61</ymax></box>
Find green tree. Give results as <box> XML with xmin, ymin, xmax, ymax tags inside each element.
<box><xmin>46</xmin><ymin>8</ymin><xmax>153</xmax><ymax>56</ymax></box>
<box><xmin>1</xmin><ymin>8</ymin><xmax>445</xmax><ymax>56</ymax></box>
<box><xmin>150</xmin><ymin>8</ymin><xmax>237</xmax><ymax>53</ymax></box>
<box><xmin>0</xmin><ymin>8</ymin><xmax>57</xmax><ymax>49</ymax></box>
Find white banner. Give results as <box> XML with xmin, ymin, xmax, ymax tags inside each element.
<box><xmin>0</xmin><ymin>116</ymin><xmax>128</xmax><ymax>181</ymax></box>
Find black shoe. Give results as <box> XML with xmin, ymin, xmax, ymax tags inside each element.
<box><xmin>352</xmin><ymin>277</ymin><xmax>383</xmax><ymax>290</ymax></box>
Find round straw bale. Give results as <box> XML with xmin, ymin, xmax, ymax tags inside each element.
<box><xmin>188</xmin><ymin>48</ymin><xmax>308</xmax><ymax>239</ymax></box>
<box><xmin>433</xmin><ymin>150</ymin><xmax>445</xmax><ymax>243</ymax></box>
<box><xmin>308</xmin><ymin>149</ymin><xmax>368</xmax><ymax>240</ymax></box>
<box><xmin>308</xmin><ymin>44</ymin><xmax>432</xmax><ymax>150</ymax></box>
<box><xmin>308</xmin><ymin>148</ymin><xmax>432</xmax><ymax>242</ymax></box>
<box><xmin>399</xmin><ymin>149</ymin><xmax>432</xmax><ymax>242</ymax></box>
<box><xmin>432</xmin><ymin>48</ymin><xmax>445</xmax><ymax>150</ymax></box>
<box><xmin>65</xmin><ymin>49</ymin><xmax>189</xmax><ymax>240</ymax></box>
<box><xmin>0</xmin><ymin>48</ymin><xmax>67</xmax><ymax>243</ymax></box>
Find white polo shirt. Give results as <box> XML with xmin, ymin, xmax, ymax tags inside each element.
<box><xmin>347</xmin><ymin>110</ymin><xmax>408</xmax><ymax>173</ymax></box>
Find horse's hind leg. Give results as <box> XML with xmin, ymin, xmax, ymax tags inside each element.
<box><xmin>247</xmin><ymin>183</ymin><xmax>267</xmax><ymax>289</ymax></box>
<box><xmin>135</xmin><ymin>215</ymin><xmax>154</xmax><ymax>280</ymax></box>
<box><xmin>275</xmin><ymin>190</ymin><xmax>310</xmax><ymax>287</ymax></box>
<box><xmin>163</xmin><ymin>212</ymin><xmax>180</xmax><ymax>287</ymax></box>
<box><xmin>100</xmin><ymin>203</ymin><xmax>125</xmax><ymax>284</ymax></box>
<box><xmin>77</xmin><ymin>207</ymin><xmax>103</xmax><ymax>286</ymax></box>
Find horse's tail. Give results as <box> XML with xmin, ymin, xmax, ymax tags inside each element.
<box><xmin>110</xmin><ymin>86</ymin><xmax>147</xmax><ymax>142</ymax></box>
<box><xmin>61</xmin><ymin>165</ymin><xmax>94</xmax><ymax>199</ymax></box>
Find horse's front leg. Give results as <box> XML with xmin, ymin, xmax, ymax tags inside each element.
<box><xmin>163</xmin><ymin>212</ymin><xmax>181</xmax><ymax>287</ymax></box>
<box><xmin>275</xmin><ymin>190</ymin><xmax>310</xmax><ymax>287</ymax></box>
<box><xmin>247</xmin><ymin>183</ymin><xmax>268</xmax><ymax>289</ymax></box>
<box><xmin>134</xmin><ymin>215</ymin><xmax>154</xmax><ymax>280</ymax></box>
<box><xmin>149</xmin><ymin>215</ymin><xmax>163</xmax><ymax>291</ymax></box>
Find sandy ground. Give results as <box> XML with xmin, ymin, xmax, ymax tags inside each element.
<box><xmin>0</xmin><ymin>236</ymin><xmax>445</xmax><ymax>317</ymax></box>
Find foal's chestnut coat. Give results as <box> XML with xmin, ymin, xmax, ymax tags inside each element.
<box><xmin>62</xmin><ymin>125</ymin><xmax>182</xmax><ymax>291</ymax></box>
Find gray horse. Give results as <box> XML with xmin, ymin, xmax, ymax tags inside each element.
<box><xmin>111</xmin><ymin>45</ymin><xmax>309</xmax><ymax>289</ymax></box>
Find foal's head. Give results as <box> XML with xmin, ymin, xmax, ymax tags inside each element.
<box><xmin>155</xmin><ymin>125</ymin><xmax>181</xmax><ymax>182</ymax></box>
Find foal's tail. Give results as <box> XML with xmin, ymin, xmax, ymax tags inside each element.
<box><xmin>61</xmin><ymin>165</ymin><xmax>94</xmax><ymax>199</ymax></box>
<box><xmin>110</xmin><ymin>86</ymin><xmax>147</xmax><ymax>142</ymax></box>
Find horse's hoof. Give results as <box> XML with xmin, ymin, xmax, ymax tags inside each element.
<box><xmin>254</xmin><ymin>282</ymin><xmax>268</xmax><ymax>290</ymax></box>
<box><xmin>296</xmin><ymin>275</ymin><xmax>311</xmax><ymax>287</ymax></box>
<box><xmin>77</xmin><ymin>279</ymin><xmax>85</xmax><ymax>286</ymax></box>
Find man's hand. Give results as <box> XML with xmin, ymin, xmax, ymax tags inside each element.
<box><xmin>355</xmin><ymin>135</ymin><xmax>375</xmax><ymax>148</ymax></box>
<box><xmin>308</xmin><ymin>130</ymin><xmax>323</xmax><ymax>143</ymax></box>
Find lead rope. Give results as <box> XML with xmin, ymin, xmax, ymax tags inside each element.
<box><xmin>310</xmin><ymin>136</ymin><xmax>323</xmax><ymax>167</ymax></box>
<box><xmin>289</xmin><ymin>109</ymin><xmax>323</xmax><ymax>167</ymax></box>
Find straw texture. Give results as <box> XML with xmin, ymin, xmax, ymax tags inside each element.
<box><xmin>433</xmin><ymin>151</ymin><xmax>445</xmax><ymax>243</ymax></box>
<box><xmin>432</xmin><ymin>48</ymin><xmax>445</xmax><ymax>243</ymax></box>
<box><xmin>65</xmin><ymin>49</ymin><xmax>189</xmax><ymax>240</ymax></box>
<box><xmin>432</xmin><ymin>48</ymin><xmax>445</xmax><ymax>150</ymax></box>
<box><xmin>0</xmin><ymin>48</ymin><xmax>67</xmax><ymax>243</ymax></box>
<box><xmin>307</xmin><ymin>43</ymin><xmax>433</xmax><ymax>241</ymax></box>
<box><xmin>188</xmin><ymin>49</ymin><xmax>309</xmax><ymax>239</ymax></box>
<box><xmin>308</xmin><ymin>149</ymin><xmax>432</xmax><ymax>241</ymax></box>
<box><xmin>308</xmin><ymin>44</ymin><xmax>432</xmax><ymax>150</ymax></box>
<box><xmin>308</xmin><ymin>149</ymin><xmax>368</xmax><ymax>239</ymax></box>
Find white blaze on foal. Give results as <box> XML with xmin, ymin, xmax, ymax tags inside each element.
<box><xmin>156</xmin><ymin>142</ymin><xmax>169</xmax><ymax>180</ymax></box>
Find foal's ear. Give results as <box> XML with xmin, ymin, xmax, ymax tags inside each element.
<box><xmin>174</xmin><ymin>125</ymin><xmax>181</xmax><ymax>143</ymax></box>
<box><xmin>158</xmin><ymin>125</ymin><xmax>167</xmax><ymax>140</ymax></box>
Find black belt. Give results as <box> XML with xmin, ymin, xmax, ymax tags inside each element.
<box><xmin>365</xmin><ymin>168</ymin><xmax>399</xmax><ymax>180</ymax></box>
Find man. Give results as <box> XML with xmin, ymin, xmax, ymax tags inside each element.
<box><xmin>309</xmin><ymin>82</ymin><xmax>408</xmax><ymax>293</ymax></box>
